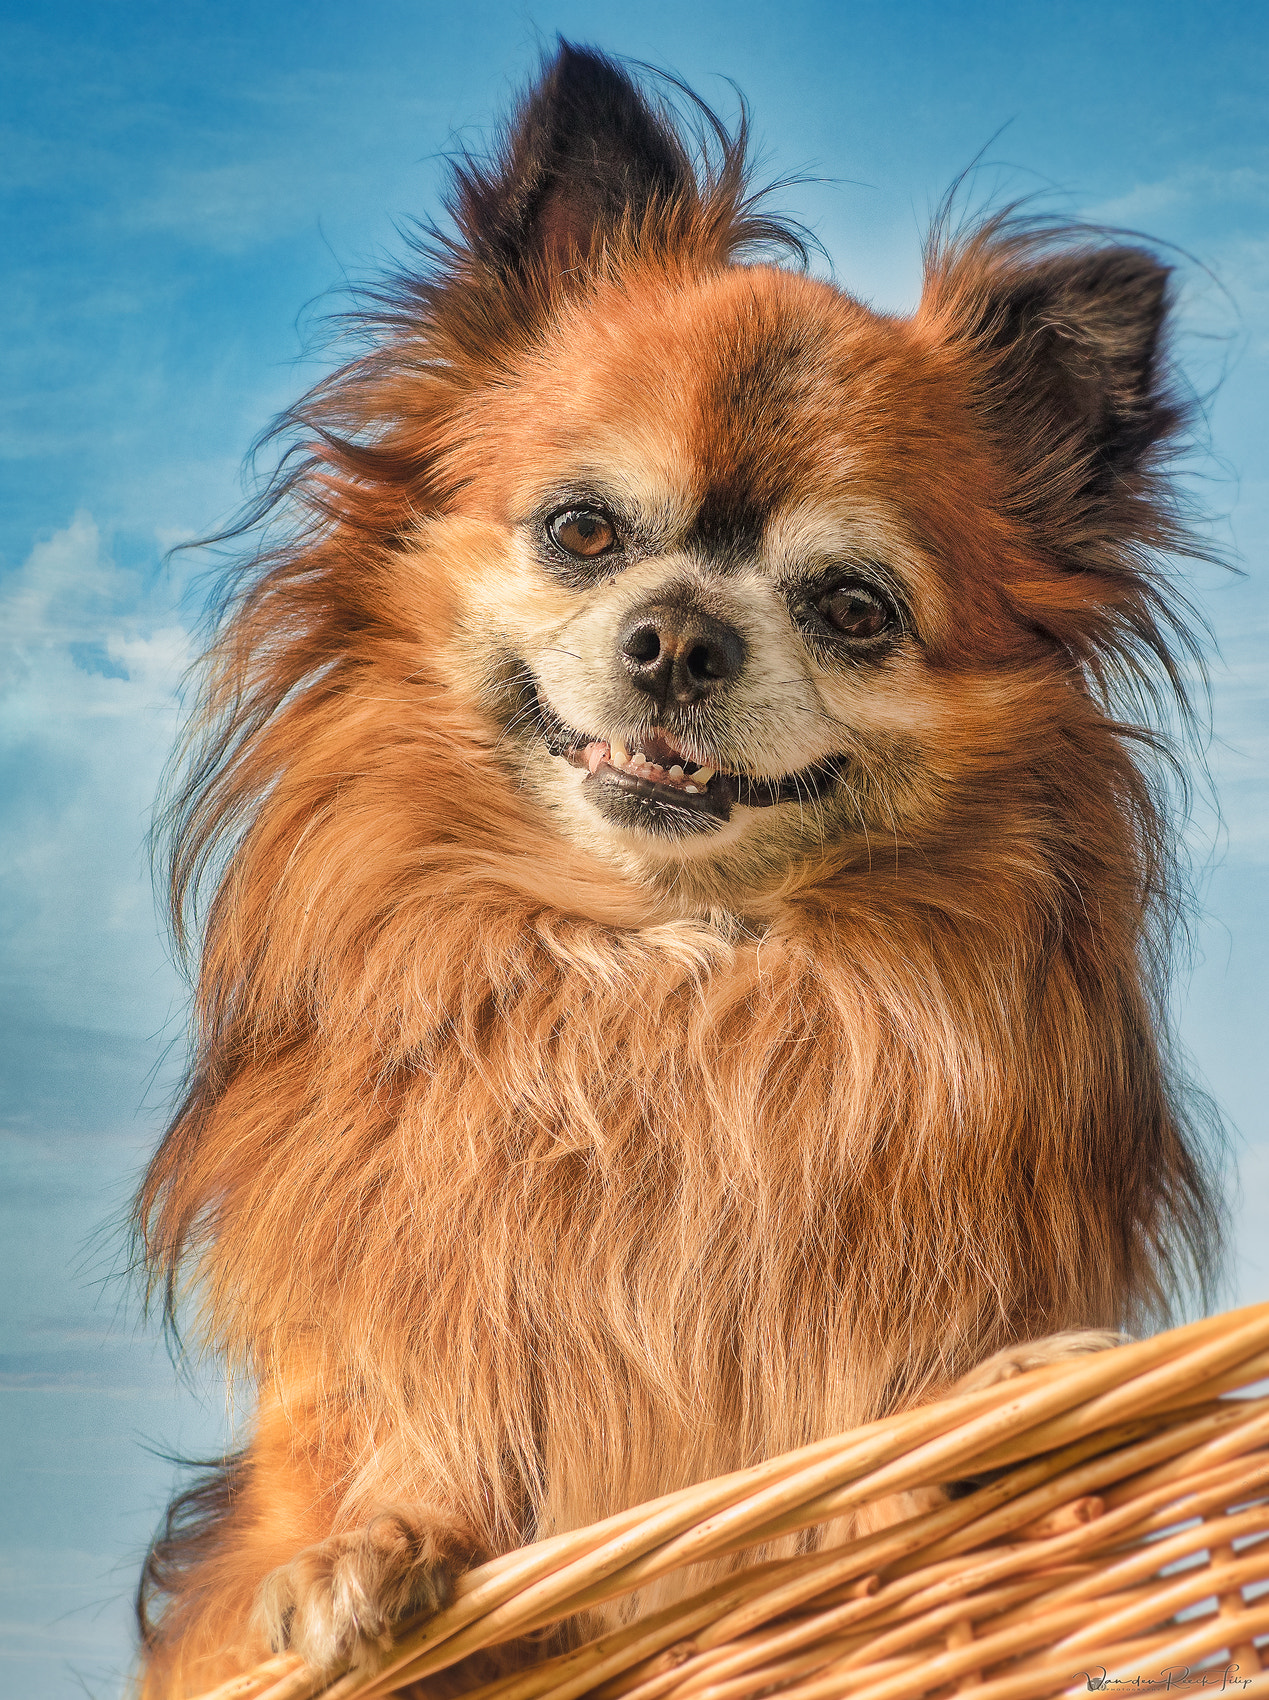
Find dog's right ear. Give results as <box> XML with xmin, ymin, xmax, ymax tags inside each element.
<box><xmin>451</xmin><ymin>42</ymin><xmax>695</xmax><ymax>285</ymax></box>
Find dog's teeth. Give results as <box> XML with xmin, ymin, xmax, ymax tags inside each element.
<box><xmin>685</xmin><ymin>784</ymin><xmax>699</xmax><ymax>794</ymax></box>
<box><xmin>610</xmin><ymin>738</ymin><xmax>629</xmax><ymax>767</ymax></box>
<box><xmin>669</xmin><ymin>765</ymin><xmax>684</xmax><ymax>780</ymax></box>
<box><xmin>632</xmin><ymin>751</ymin><xmax>647</xmax><ymax>768</ymax></box>
<box><xmin>692</xmin><ymin>766</ymin><xmax>716</xmax><ymax>785</ymax></box>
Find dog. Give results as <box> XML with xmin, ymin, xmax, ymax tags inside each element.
<box><xmin>134</xmin><ymin>41</ymin><xmax>1221</xmax><ymax>1696</ymax></box>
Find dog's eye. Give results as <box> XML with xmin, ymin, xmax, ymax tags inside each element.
<box><xmin>548</xmin><ymin>507</ymin><xmax>618</xmax><ymax>559</ymax></box>
<box><xmin>817</xmin><ymin>584</ymin><xmax>890</xmax><ymax>640</ymax></box>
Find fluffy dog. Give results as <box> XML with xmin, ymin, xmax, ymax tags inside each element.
<box><xmin>135</xmin><ymin>42</ymin><xmax>1221</xmax><ymax>1696</ymax></box>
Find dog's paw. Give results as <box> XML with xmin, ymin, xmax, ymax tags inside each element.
<box><xmin>951</xmin><ymin>1329</ymin><xmax>1125</xmax><ymax>1397</ymax></box>
<box><xmin>257</xmin><ymin>1508</ymin><xmax>453</xmax><ymax>1671</ymax></box>
<box><xmin>940</xmin><ymin>1331</ymin><xmax>1124</xmax><ymax>1502</ymax></box>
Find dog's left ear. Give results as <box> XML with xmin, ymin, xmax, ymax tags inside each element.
<box><xmin>933</xmin><ymin>239</ymin><xmax>1182</xmax><ymax>564</ymax></box>
<box><xmin>453</xmin><ymin>42</ymin><xmax>695</xmax><ymax>285</ymax></box>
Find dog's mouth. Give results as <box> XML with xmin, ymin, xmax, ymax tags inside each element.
<box><xmin>533</xmin><ymin>693</ymin><xmax>843</xmax><ymax>834</ymax></box>
<box><xmin>564</xmin><ymin>727</ymin><xmax>735</xmax><ymax>825</ymax></box>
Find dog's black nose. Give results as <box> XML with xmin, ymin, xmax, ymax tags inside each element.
<box><xmin>619</xmin><ymin>599</ymin><xmax>746</xmax><ymax>707</ymax></box>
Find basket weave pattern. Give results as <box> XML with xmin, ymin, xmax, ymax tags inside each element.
<box><xmin>191</xmin><ymin>1304</ymin><xmax>1269</xmax><ymax>1700</ymax></box>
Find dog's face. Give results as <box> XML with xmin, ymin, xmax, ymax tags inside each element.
<box><xmin>295</xmin><ymin>48</ymin><xmax>1178</xmax><ymax>913</ymax></box>
<box><xmin>431</xmin><ymin>262</ymin><xmax>1053</xmax><ymax>902</ymax></box>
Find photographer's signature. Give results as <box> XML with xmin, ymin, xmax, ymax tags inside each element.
<box><xmin>1077</xmin><ymin>1668</ymin><xmax>1253</xmax><ymax>1693</ymax></box>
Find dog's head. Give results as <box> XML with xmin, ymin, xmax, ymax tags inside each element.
<box><xmin>194</xmin><ymin>45</ymin><xmax>1197</xmax><ymax>922</ymax></box>
<box><xmin>391</xmin><ymin>47</ymin><xmax>1193</xmax><ymax>910</ymax></box>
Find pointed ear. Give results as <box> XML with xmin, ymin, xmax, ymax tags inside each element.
<box><xmin>932</xmin><ymin>235</ymin><xmax>1183</xmax><ymax>564</ymax></box>
<box><xmin>453</xmin><ymin>42</ymin><xmax>695</xmax><ymax>282</ymax></box>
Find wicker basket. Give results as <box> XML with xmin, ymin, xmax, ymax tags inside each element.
<box><xmin>193</xmin><ymin>1302</ymin><xmax>1269</xmax><ymax>1700</ymax></box>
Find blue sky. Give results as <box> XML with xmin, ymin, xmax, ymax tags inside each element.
<box><xmin>1</xmin><ymin>2</ymin><xmax>1266</xmax><ymax>1693</ymax></box>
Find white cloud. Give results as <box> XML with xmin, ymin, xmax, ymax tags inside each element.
<box><xmin>99</xmin><ymin>65</ymin><xmax>443</xmax><ymax>257</ymax></box>
<box><xmin>1081</xmin><ymin>162</ymin><xmax>1269</xmax><ymax>361</ymax></box>
<box><xmin>1208</xmin><ymin>233</ymin><xmax>1269</xmax><ymax>356</ymax></box>
<box><xmin>1090</xmin><ymin>164</ymin><xmax>1269</xmax><ymax>228</ymax></box>
<box><xmin>1229</xmin><ymin>1134</ymin><xmax>1269</xmax><ymax>1306</ymax></box>
<box><xmin>1202</xmin><ymin>604</ymin><xmax>1269</xmax><ymax>865</ymax></box>
<box><xmin>1</xmin><ymin>513</ymin><xmax>125</xmax><ymax>647</ymax></box>
<box><xmin>122</xmin><ymin>158</ymin><xmax>362</xmax><ymax>254</ymax></box>
<box><xmin>0</xmin><ymin>516</ymin><xmax>193</xmax><ymax>1036</ymax></box>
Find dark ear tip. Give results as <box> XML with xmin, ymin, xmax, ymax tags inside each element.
<box><xmin>551</xmin><ymin>38</ymin><xmax>605</xmax><ymax>69</ymax></box>
<box><xmin>933</xmin><ymin>224</ymin><xmax>1188</xmax><ymax>518</ymax></box>
<box><xmin>1069</xmin><ymin>245</ymin><xmax>1172</xmax><ymax>299</ymax></box>
<box><xmin>1052</xmin><ymin>246</ymin><xmax>1175</xmax><ymax>362</ymax></box>
<box><xmin>541</xmin><ymin>38</ymin><xmax>641</xmax><ymax>100</ymax></box>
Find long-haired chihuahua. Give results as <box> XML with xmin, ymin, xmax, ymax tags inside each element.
<box><xmin>135</xmin><ymin>42</ymin><xmax>1220</xmax><ymax>1696</ymax></box>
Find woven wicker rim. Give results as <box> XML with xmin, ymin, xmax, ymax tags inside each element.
<box><xmin>187</xmin><ymin>1302</ymin><xmax>1269</xmax><ymax>1700</ymax></box>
